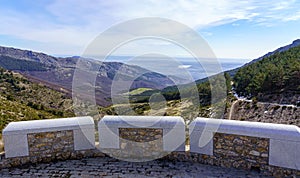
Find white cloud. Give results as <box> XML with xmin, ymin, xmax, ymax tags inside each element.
<box><xmin>271</xmin><ymin>0</ymin><xmax>296</xmax><ymax>10</ymax></box>
<box><xmin>283</xmin><ymin>11</ymin><xmax>300</xmax><ymax>21</ymax></box>
<box><xmin>0</xmin><ymin>0</ymin><xmax>299</xmax><ymax>56</ymax></box>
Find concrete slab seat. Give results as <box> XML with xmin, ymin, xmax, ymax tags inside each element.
<box><xmin>189</xmin><ymin>118</ymin><xmax>300</xmax><ymax>170</ymax></box>
<box><xmin>2</xmin><ymin>116</ymin><xmax>95</xmax><ymax>158</ymax></box>
<box><xmin>98</xmin><ymin>116</ymin><xmax>186</xmax><ymax>152</ymax></box>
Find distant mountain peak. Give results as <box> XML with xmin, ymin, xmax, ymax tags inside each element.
<box><xmin>0</xmin><ymin>45</ymin><xmax>58</xmax><ymax>67</ymax></box>
<box><xmin>292</xmin><ymin>39</ymin><xmax>300</xmax><ymax>44</ymax></box>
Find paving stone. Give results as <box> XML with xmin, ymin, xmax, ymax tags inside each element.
<box><xmin>0</xmin><ymin>157</ymin><xmax>273</xmax><ymax>177</ymax></box>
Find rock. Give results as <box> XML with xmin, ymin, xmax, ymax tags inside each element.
<box><xmin>249</xmin><ymin>150</ymin><xmax>260</xmax><ymax>156</ymax></box>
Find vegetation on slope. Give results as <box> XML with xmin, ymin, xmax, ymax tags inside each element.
<box><xmin>102</xmin><ymin>72</ymin><xmax>233</xmax><ymax>124</ymax></box>
<box><xmin>0</xmin><ymin>55</ymin><xmax>48</xmax><ymax>71</ymax></box>
<box><xmin>233</xmin><ymin>45</ymin><xmax>300</xmax><ymax>100</ymax></box>
<box><xmin>0</xmin><ymin>68</ymin><xmax>74</xmax><ymax>135</ymax></box>
<box><xmin>129</xmin><ymin>73</ymin><xmax>232</xmax><ymax>107</ymax></box>
<box><xmin>123</xmin><ymin>88</ymin><xmax>154</xmax><ymax>96</ymax></box>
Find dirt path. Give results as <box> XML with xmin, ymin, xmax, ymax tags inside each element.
<box><xmin>228</xmin><ymin>100</ymin><xmax>239</xmax><ymax>120</ymax></box>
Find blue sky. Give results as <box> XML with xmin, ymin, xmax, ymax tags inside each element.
<box><xmin>0</xmin><ymin>0</ymin><xmax>300</xmax><ymax>63</ymax></box>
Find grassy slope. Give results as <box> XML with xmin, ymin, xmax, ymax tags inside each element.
<box><xmin>122</xmin><ymin>88</ymin><xmax>154</xmax><ymax>96</ymax></box>
<box><xmin>0</xmin><ymin>68</ymin><xmax>75</xmax><ymax>137</ymax></box>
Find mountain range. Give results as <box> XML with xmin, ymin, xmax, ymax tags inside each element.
<box><xmin>0</xmin><ymin>39</ymin><xmax>299</xmax><ymax>108</ymax></box>
<box><xmin>0</xmin><ymin>46</ymin><xmax>185</xmax><ymax>106</ymax></box>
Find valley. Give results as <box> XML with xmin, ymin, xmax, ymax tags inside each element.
<box><xmin>0</xmin><ymin>39</ymin><xmax>299</xmax><ymax>141</ymax></box>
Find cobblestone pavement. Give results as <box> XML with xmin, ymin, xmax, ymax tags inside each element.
<box><xmin>0</xmin><ymin>157</ymin><xmax>271</xmax><ymax>178</ymax></box>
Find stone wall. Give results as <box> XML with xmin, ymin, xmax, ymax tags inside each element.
<box><xmin>120</xmin><ymin>128</ymin><xmax>163</xmax><ymax>159</ymax></box>
<box><xmin>101</xmin><ymin>128</ymin><xmax>168</xmax><ymax>162</ymax></box>
<box><xmin>213</xmin><ymin>133</ymin><xmax>269</xmax><ymax>170</ymax></box>
<box><xmin>0</xmin><ymin>129</ymin><xmax>104</xmax><ymax>169</ymax></box>
<box><xmin>98</xmin><ymin>116</ymin><xmax>186</xmax><ymax>153</ymax></box>
<box><xmin>0</xmin><ymin>148</ymin><xmax>106</xmax><ymax>169</ymax></box>
<box><xmin>1</xmin><ymin>116</ymin><xmax>300</xmax><ymax>177</ymax></box>
<box><xmin>189</xmin><ymin>117</ymin><xmax>300</xmax><ymax>177</ymax></box>
<box><xmin>3</xmin><ymin>116</ymin><xmax>95</xmax><ymax>158</ymax></box>
<box><xmin>196</xmin><ymin>133</ymin><xmax>298</xmax><ymax>177</ymax></box>
<box><xmin>119</xmin><ymin>128</ymin><xmax>163</xmax><ymax>151</ymax></box>
<box><xmin>28</xmin><ymin>130</ymin><xmax>74</xmax><ymax>161</ymax></box>
<box><xmin>1</xmin><ymin>117</ymin><xmax>98</xmax><ymax>168</ymax></box>
<box><xmin>119</xmin><ymin>128</ymin><xmax>163</xmax><ymax>143</ymax></box>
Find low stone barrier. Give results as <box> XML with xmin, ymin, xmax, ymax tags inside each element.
<box><xmin>189</xmin><ymin>117</ymin><xmax>300</xmax><ymax>176</ymax></box>
<box><xmin>3</xmin><ymin>117</ymin><xmax>95</xmax><ymax>158</ymax></box>
<box><xmin>0</xmin><ymin>116</ymin><xmax>299</xmax><ymax>177</ymax></box>
<box><xmin>98</xmin><ymin>116</ymin><xmax>185</xmax><ymax>161</ymax></box>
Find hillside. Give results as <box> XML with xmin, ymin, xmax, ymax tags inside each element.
<box><xmin>248</xmin><ymin>39</ymin><xmax>300</xmax><ymax>65</ymax></box>
<box><xmin>0</xmin><ymin>68</ymin><xmax>74</xmax><ymax>136</ymax></box>
<box><xmin>122</xmin><ymin>40</ymin><xmax>300</xmax><ymax>127</ymax></box>
<box><xmin>0</xmin><ymin>46</ymin><xmax>184</xmax><ymax>106</ymax></box>
<box><xmin>233</xmin><ymin>45</ymin><xmax>300</xmax><ymax>104</ymax></box>
<box><xmin>227</xmin><ymin>39</ymin><xmax>300</xmax><ymax>76</ymax></box>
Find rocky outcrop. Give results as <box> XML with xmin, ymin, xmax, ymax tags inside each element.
<box><xmin>225</xmin><ymin>100</ymin><xmax>300</xmax><ymax>127</ymax></box>
<box><xmin>257</xmin><ymin>92</ymin><xmax>300</xmax><ymax>105</ymax></box>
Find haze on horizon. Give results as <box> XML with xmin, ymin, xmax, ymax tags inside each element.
<box><xmin>0</xmin><ymin>0</ymin><xmax>300</xmax><ymax>63</ymax></box>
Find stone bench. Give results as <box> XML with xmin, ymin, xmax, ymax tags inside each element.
<box><xmin>189</xmin><ymin>117</ymin><xmax>300</xmax><ymax>171</ymax></box>
<box><xmin>98</xmin><ymin>116</ymin><xmax>185</xmax><ymax>152</ymax></box>
<box><xmin>2</xmin><ymin>116</ymin><xmax>95</xmax><ymax>158</ymax></box>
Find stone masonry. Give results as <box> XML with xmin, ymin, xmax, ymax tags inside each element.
<box><xmin>119</xmin><ymin>128</ymin><xmax>163</xmax><ymax>143</ymax></box>
<box><xmin>189</xmin><ymin>133</ymin><xmax>300</xmax><ymax>177</ymax></box>
<box><xmin>28</xmin><ymin>130</ymin><xmax>74</xmax><ymax>161</ymax></box>
<box><xmin>101</xmin><ymin>128</ymin><xmax>167</xmax><ymax>162</ymax></box>
<box><xmin>213</xmin><ymin>133</ymin><xmax>269</xmax><ymax>170</ymax></box>
<box><xmin>188</xmin><ymin>132</ymin><xmax>300</xmax><ymax>177</ymax></box>
<box><xmin>119</xmin><ymin>128</ymin><xmax>163</xmax><ymax>157</ymax></box>
<box><xmin>189</xmin><ymin>118</ymin><xmax>300</xmax><ymax>177</ymax></box>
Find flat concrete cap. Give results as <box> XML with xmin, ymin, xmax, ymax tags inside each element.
<box><xmin>3</xmin><ymin>116</ymin><xmax>94</xmax><ymax>135</ymax></box>
<box><xmin>190</xmin><ymin>117</ymin><xmax>300</xmax><ymax>142</ymax></box>
<box><xmin>99</xmin><ymin>116</ymin><xmax>184</xmax><ymax>128</ymax></box>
